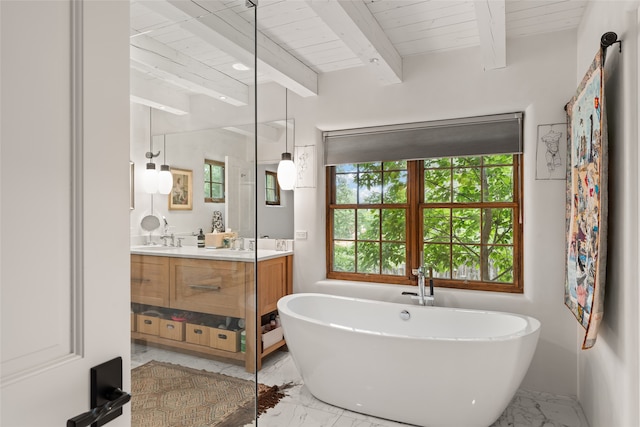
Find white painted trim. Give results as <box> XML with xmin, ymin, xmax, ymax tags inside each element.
<box><xmin>474</xmin><ymin>0</ymin><xmax>507</xmax><ymax>70</ymax></box>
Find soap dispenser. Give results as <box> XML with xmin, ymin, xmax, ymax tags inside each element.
<box><xmin>198</xmin><ymin>229</ymin><xmax>205</xmax><ymax>248</ymax></box>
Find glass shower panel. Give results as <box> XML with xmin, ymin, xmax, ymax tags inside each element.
<box><xmin>129</xmin><ymin>0</ymin><xmax>258</xmax><ymax>425</ymax></box>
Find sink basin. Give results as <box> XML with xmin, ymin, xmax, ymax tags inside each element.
<box><xmin>130</xmin><ymin>245</ymin><xmax>175</xmax><ymax>251</ymax></box>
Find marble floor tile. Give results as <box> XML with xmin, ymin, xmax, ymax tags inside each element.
<box><xmin>131</xmin><ymin>345</ymin><xmax>589</xmax><ymax>427</ymax></box>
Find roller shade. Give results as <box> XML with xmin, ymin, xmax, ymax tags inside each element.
<box><xmin>324</xmin><ymin>112</ymin><xmax>523</xmax><ymax>165</ymax></box>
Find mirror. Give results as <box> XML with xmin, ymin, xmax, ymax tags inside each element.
<box><xmin>130</xmin><ymin>116</ymin><xmax>294</xmax><ymax>243</ymax></box>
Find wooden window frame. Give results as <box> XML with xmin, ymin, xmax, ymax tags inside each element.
<box><xmin>326</xmin><ymin>155</ymin><xmax>523</xmax><ymax>293</ymax></box>
<box><xmin>265</xmin><ymin>170</ymin><xmax>281</xmax><ymax>206</ymax></box>
<box><xmin>204</xmin><ymin>159</ymin><xmax>225</xmax><ymax>203</ymax></box>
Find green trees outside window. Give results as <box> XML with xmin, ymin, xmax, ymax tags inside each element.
<box><xmin>327</xmin><ymin>155</ymin><xmax>522</xmax><ymax>293</ymax></box>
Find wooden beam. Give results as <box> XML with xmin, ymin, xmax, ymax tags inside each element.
<box><xmin>130</xmin><ymin>69</ymin><xmax>190</xmax><ymax>115</ymax></box>
<box><xmin>151</xmin><ymin>0</ymin><xmax>318</xmax><ymax>97</ymax></box>
<box><xmin>307</xmin><ymin>0</ymin><xmax>402</xmax><ymax>85</ymax></box>
<box><xmin>130</xmin><ymin>34</ymin><xmax>249</xmax><ymax>106</ymax></box>
<box><xmin>473</xmin><ymin>0</ymin><xmax>506</xmax><ymax>70</ymax></box>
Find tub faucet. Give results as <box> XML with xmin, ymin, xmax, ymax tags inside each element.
<box><xmin>410</xmin><ymin>264</ymin><xmax>434</xmax><ymax>306</ymax></box>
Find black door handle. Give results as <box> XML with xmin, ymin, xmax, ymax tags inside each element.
<box><xmin>67</xmin><ymin>388</ymin><xmax>131</xmax><ymax>427</ymax></box>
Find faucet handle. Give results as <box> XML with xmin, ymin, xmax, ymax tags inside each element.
<box><xmin>176</xmin><ymin>237</ymin><xmax>184</xmax><ymax>247</ymax></box>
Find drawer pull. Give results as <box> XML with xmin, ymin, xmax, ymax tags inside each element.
<box><xmin>189</xmin><ymin>285</ymin><xmax>222</xmax><ymax>291</ymax></box>
<box><xmin>131</xmin><ymin>278</ymin><xmax>151</xmax><ymax>283</ymax></box>
<box><xmin>194</xmin><ymin>329</ymin><xmax>203</xmax><ymax>334</ymax></box>
<box><xmin>218</xmin><ymin>334</ymin><xmax>228</xmax><ymax>340</ymax></box>
<box><xmin>166</xmin><ymin>324</ymin><xmax>175</xmax><ymax>330</ymax></box>
<box><xmin>144</xmin><ymin>320</ymin><xmax>153</xmax><ymax>325</ymax></box>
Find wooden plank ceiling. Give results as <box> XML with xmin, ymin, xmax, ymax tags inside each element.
<box><xmin>130</xmin><ymin>0</ymin><xmax>587</xmax><ymax>113</ymax></box>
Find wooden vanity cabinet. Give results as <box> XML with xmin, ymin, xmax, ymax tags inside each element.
<box><xmin>131</xmin><ymin>253</ymin><xmax>292</xmax><ymax>372</ymax></box>
<box><xmin>169</xmin><ymin>258</ymin><xmax>247</xmax><ymax>318</ymax></box>
<box><xmin>131</xmin><ymin>255</ymin><xmax>169</xmax><ymax>306</ymax></box>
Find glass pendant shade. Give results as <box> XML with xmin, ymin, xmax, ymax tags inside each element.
<box><xmin>143</xmin><ymin>163</ymin><xmax>158</xmax><ymax>194</ymax></box>
<box><xmin>157</xmin><ymin>165</ymin><xmax>173</xmax><ymax>195</ymax></box>
<box><xmin>277</xmin><ymin>152</ymin><xmax>296</xmax><ymax>190</ymax></box>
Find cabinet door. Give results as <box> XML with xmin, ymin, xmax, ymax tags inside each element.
<box><xmin>258</xmin><ymin>256</ymin><xmax>291</xmax><ymax>315</ymax></box>
<box><xmin>131</xmin><ymin>255</ymin><xmax>170</xmax><ymax>306</ymax></box>
<box><xmin>169</xmin><ymin>258</ymin><xmax>246</xmax><ymax>317</ymax></box>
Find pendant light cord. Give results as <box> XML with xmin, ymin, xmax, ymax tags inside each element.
<box><xmin>285</xmin><ymin>88</ymin><xmax>288</xmax><ymax>153</ymax></box>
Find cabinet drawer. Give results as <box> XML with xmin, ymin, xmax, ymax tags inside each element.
<box><xmin>137</xmin><ymin>315</ymin><xmax>160</xmax><ymax>336</ymax></box>
<box><xmin>159</xmin><ymin>319</ymin><xmax>185</xmax><ymax>341</ymax></box>
<box><xmin>209</xmin><ymin>328</ymin><xmax>240</xmax><ymax>353</ymax></box>
<box><xmin>131</xmin><ymin>255</ymin><xmax>170</xmax><ymax>306</ymax></box>
<box><xmin>169</xmin><ymin>258</ymin><xmax>246</xmax><ymax>317</ymax></box>
<box><xmin>185</xmin><ymin>323</ymin><xmax>210</xmax><ymax>346</ymax></box>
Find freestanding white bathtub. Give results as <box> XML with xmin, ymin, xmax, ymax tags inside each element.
<box><xmin>277</xmin><ymin>293</ymin><xmax>541</xmax><ymax>427</ymax></box>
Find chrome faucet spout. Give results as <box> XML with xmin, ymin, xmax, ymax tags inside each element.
<box><xmin>409</xmin><ymin>262</ymin><xmax>434</xmax><ymax>306</ymax></box>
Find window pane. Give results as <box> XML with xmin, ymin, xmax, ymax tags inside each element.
<box><xmin>204</xmin><ymin>182</ymin><xmax>211</xmax><ymax>198</ymax></box>
<box><xmin>453</xmin><ymin>167</ymin><xmax>481</xmax><ymax>202</ymax></box>
<box><xmin>423</xmin><ymin>243</ymin><xmax>450</xmax><ymax>279</ymax></box>
<box><xmin>383</xmin><ymin>161</ymin><xmax>407</xmax><ymax>170</ymax></box>
<box><xmin>483</xmin><ymin>166</ymin><xmax>513</xmax><ymax>202</ymax></box>
<box><xmin>381</xmin><ymin>209</ymin><xmax>405</xmax><ymax>241</ymax></box>
<box><xmin>424</xmin><ymin>158</ymin><xmax>450</xmax><ymax>168</ymax></box>
<box><xmin>452</xmin><ymin>208</ymin><xmax>481</xmax><ymax>243</ymax></box>
<box><xmin>424</xmin><ymin>168</ymin><xmax>451</xmax><ymax>203</ymax></box>
<box><xmin>357</xmin><ymin>209</ymin><xmax>379</xmax><ymax>240</ymax></box>
<box><xmin>358</xmin><ymin>162</ymin><xmax>382</xmax><ymax>172</ymax></box>
<box><xmin>204</xmin><ymin>165</ymin><xmax>211</xmax><ymax>181</ymax></box>
<box><xmin>334</xmin><ymin>209</ymin><xmax>355</xmax><ymax>240</ymax></box>
<box><xmin>212</xmin><ymin>165</ymin><xmax>223</xmax><ymax>181</ymax></box>
<box><xmin>383</xmin><ymin>170</ymin><xmax>407</xmax><ymax>203</ymax></box>
<box><xmin>212</xmin><ymin>184</ymin><xmax>223</xmax><ymax>200</ymax></box>
<box><xmin>423</xmin><ymin>208</ymin><xmax>450</xmax><ymax>243</ymax></box>
<box><xmin>486</xmin><ymin>245</ymin><xmax>514</xmax><ymax>283</ymax></box>
<box><xmin>336</xmin><ymin>163</ymin><xmax>357</xmax><ymax>173</ymax></box>
<box><xmin>266</xmin><ymin>189</ymin><xmax>276</xmax><ymax>202</ymax></box>
<box><xmin>357</xmin><ymin>242</ymin><xmax>380</xmax><ymax>274</ymax></box>
<box><xmin>336</xmin><ymin>173</ymin><xmax>357</xmax><ymax>204</ymax></box>
<box><xmin>358</xmin><ymin>172</ymin><xmax>382</xmax><ymax>204</ymax></box>
<box><xmin>334</xmin><ymin>241</ymin><xmax>355</xmax><ymax>272</ymax></box>
<box><xmin>453</xmin><ymin>156</ymin><xmax>481</xmax><ymax>167</ymax></box>
<box><xmin>484</xmin><ymin>154</ymin><xmax>513</xmax><ymax>166</ymax></box>
<box><xmin>483</xmin><ymin>208</ymin><xmax>513</xmax><ymax>245</ymax></box>
<box><xmin>381</xmin><ymin>243</ymin><xmax>406</xmax><ymax>275</ymax></box>
<box><xmin>266</xmin><ymin>173</ymin><xmax>275</xmax><ymax>189</ymax></box>
<box><xmin>452</xmin><ymin>244</ymin><xmax>481</xmax><ymax>281</ymax></box>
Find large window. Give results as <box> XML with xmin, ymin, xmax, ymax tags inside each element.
<box><xmin>204</xmin><ymin>159</ymin><xmax>225</xmax><ymax>203</ymax></box>
<box><xmin>265</xmin><ymin>170</ymin><xmax>280</xmax><ymax>205</ymax></box>
<box><xmin>327</xmin><ymin>154</ymin><xmax>523</xmax><ymax>293</ymax></box>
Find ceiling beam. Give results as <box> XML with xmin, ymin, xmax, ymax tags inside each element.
<box><xmin>150</xmin><ymin>0</ymin><xmax>318</xmax><ymax>97</ymax></box>
<box><xmin>130</xmin><ymin>34</ymin><xmax>249</xmax><ymax>106</ymax></box>
<box><xmin>307</xmin><ymin>0</ymin><xmax>402</xmax><ymax>85</ymax></box>
<box><xmin>473</xmin><ymin>0</ymin><xmax>506</xmax><ymax>70</ymax></box>
<box><xmin>130</xmin><ymin>69</ymin><xmax>190</xmax><ymax>115</ymax></box>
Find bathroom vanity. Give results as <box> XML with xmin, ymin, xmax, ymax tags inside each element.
<box><xmin>130</xmin><ymin>246</ymin><xmax>292</xmax><ymax>372</ymax></box>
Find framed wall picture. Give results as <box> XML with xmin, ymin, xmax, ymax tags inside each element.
<box><xmin>295</xmin><ymin>145</ymin><xmax>316</xmax><ymax>188</ymax></box>
<box><xmin>536</xmin><ymin>123</ymin><xmax>567</xmax><ymax>180</ymax></box>
<box><xmin>169</xmin><ymin>168</ymin><xmax>193</xmax><ymax>210</ymax></box>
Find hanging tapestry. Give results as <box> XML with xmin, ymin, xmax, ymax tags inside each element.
<box><xmin>564</xmin><ymin>49</ymin><xmax>608</xmax><ymax>349</ymax></box>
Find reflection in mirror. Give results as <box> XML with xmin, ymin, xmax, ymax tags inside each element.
<box><xmin>129</xmin><ymin>116</ymin><xmax>294</xmax><ymax>245</ymax></box>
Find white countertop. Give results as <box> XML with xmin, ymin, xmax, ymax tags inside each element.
<box><xmin>130</xmin><ymin>245</ymin><xmax>292</xmax><ymax>262</ymax></box>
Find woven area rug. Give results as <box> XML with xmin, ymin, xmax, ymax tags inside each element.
<box><xmin>132</xmin><ymin>360</ymin><xmax>285</xmax><ymax>427</ymax></box>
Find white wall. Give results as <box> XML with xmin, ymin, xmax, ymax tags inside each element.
<box><xmin>290</xmin><ymin>31</ymin><xmax>580</xmax><ymax>396</ymax></box>
<box><xmin>574</xmin><ymin>2</ymin><xmax>640</xmax><ymax>426</ymax></box>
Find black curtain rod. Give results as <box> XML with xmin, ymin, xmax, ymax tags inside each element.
<box><xmin>563</xmin><ymin>32</ymin><xmax>621</xmax><ymax>112</ymax></box>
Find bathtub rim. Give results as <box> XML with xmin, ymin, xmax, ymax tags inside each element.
<box><xmin>277</xmin><ymin>292</ymin><xmax>541</xmax><ymax>342</ymax></box>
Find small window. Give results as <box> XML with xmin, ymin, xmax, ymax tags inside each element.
<box><xmin>265</xmin><ymin>170</ymin><xmax>280</xmax><ymax>205</ymax></box>
<box><xmin>204</xmin><ymin>159</ymin><xmax>225</xmax><ymax>203</ymax></box>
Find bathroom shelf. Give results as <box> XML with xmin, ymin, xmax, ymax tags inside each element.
<box><xmin>262</xmin><ymin>339</ymin><xmax>286</xmax><ymax>358</ymax></box>
<box><xmin>131</xmin><ymin>332</ymin><xmax>245</xmax><ymax>364</ymax></box>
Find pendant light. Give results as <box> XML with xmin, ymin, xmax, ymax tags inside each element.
<box><xmin>157</xmin><ymin>135</ymin><xmax>173</xmax><ymax>195</ymax></box>
<box><xmin>277</xmin><ymin>88</ymin><xmax>296</xmax><ymax>190</ymax></box>
<box><xmin>143</xmin><ymin>107</ymin><xmax>159</xmax><ymax>194</ymax></box>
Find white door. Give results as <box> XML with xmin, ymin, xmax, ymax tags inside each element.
<box><xmin>1</xmin><ymin>2</ymin><xmax>131</xmax><ymax>426</ymax></box>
